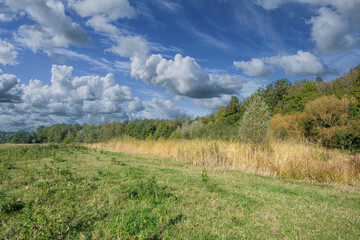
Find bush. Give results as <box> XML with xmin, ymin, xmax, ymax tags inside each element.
<box><xmin>302</xmin><ymin>95</ymin><xmax>351</xmax><ymax>128</ymax></box>
<box><xmin>269</xmin><ymin>113</ymin><xmax>304</xmax><ymax>140</ymax></box>
<box><xmin>239</xmin><ymin>95</ymin><xmax>271</xmax><ymax>147</ymax></box>
<box><xmin>321</xmin><ymin>122</ymin><xmax>360</xmax><ymax>153</ymax></box>
<box><xmin>300</xmin><ymin>95</ymin><xmax>360</xmax><ymax>152</ymax></box>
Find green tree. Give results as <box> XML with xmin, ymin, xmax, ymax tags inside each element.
<box><xmin>11</xmin><ymin>131</ymin><xmax>32</xmax><ymax>143</ymax></box>
<box><xmin>35</xmin><ymin>126</ymin><xmax>47</xmax><ymax>143</ymax></box>
<box><xmin>214</xmin><ymin>96</ymin><xmax>244</xmax><ymax>125</ymax></box>
<box><xmin>153</xmin><ymin>122</ymin><xmax>171</xmax><ymax>139</ymax></box>
<box><xmin>282</xmin><ymin>82</ymin><xmax>319</xmax><ymax>113</ymax></box>
<box><xmin>239</xmin><ymin>95</ymin><xmax>271</xmax><ymax>147</ymax></box>
<box><xmin>257</xmin><ymin>79</ymin><xmax>291</xmax><ymax>113</ymax></box>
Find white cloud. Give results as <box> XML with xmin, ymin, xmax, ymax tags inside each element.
<box><xmin>193</xmin><ymin>75</ymin><xmax>260</xmax><ymax>110</ymax></box>
<box><xmin>86</xmin><ymin>15</ymin><xmax>120</xmax><ymax>35</ymax></box>
<box><xmin>192</xmin><ymin>29</ymin><xmax>230</xmax><ymax>50</ymax></box>
<box><xmin>142</xmin><ymin>98</ymin><xmax>188</xmax><ymax>119</ymax></box>
<box><xmin>234</xmin><ymin>51</ymin><xmax>334</xmax><ymax>77</ymax></box>
<box><xmin>48</xmin><ymin>48</ymin><xmax>131</xmax><ymax>73</ymax></box>
<box><xmin>153</xmin><ymin>0</ymin><xmax>182</xmax><ymax>13</ymax></box>
<box><xmin>253</xmin><ymin>0</ymin><xmax>360</xmax><ymax>15</ymax></box>
<box><xmin>0</xmin><ymin>65</ymin><xmax>140</xmax><ymax>130</ymax></box>
<box><xmin>234</xmin><ymin>58</ymin><xmax>274</xmax><ymax>77</ymax></box>
<box><xmin>0</xmin><ymin>6</ymin><xmax>19</xmax><ymax>21</ymax></box>
<box><xmin>0</xmin><ymin>39</ymin><xmax>17</xmax><ymax>65</ymax></box>
<box><xmin>173</xmin><ymin>95</ymin><xmax>185</xmax><ymax>102</ymax></box>
<box><xmin>333</xmin><ymin>0</ymin><xmax>360</xmax><ymax>25</ymax></box>
<box><xmin>126</xmin><ymin>97</ymin><xmax>145</xmax><ymax>112</ymax></box>
<box><xmin>193</xmin><ymin>95</ymin><xmax>232</xmax><ymax>111</ymax></box>
<box><xmin>82</xmin><ymin>99</ymin><xmax>122</xmax><ymax>114</ymax></box>
<box><xmin>253</xmin><ymin>0</ymin><xmax>360</xmax><ymax>52</ymax></box>
<box><xmin>0</xmin><ymin>70</ymin><xmax>22</xmax><ymax>102</ymax></box>
<box><xmin>209</xmin><ymin>74</ymin><xmax>252</xmax><ymax>91</ymax></box>
<box><xmin>108</xmin><ymin>36</ymin><xmax>149</xmax><ymax>58</ymax></box>
<box><xmin>69</xmin><ymin>0</ymin><xmax>150</xmax><ymax>62</ymax></box>
<box><xmin>131</xmin><ymin>54</ymin><xmax>238</xmax><ymax>98</ymax></box>
<box><xmin>252</xmin><ymin>0</ymin><xmax>286</xmax><ymax>10</ymax></box>
<box><xmin>266</xmin><ymin>50</ymin><xmax>334</xmax><ymax>76</ymax></box>
<box><xmin>309</xmin><ymin>7</ymin><xmax>360</xmax><ymax>53</ymax></box>
<box><xmin>15</xmin><ymin>25</ymin><xmax>48</xmax><ymax>52</ymax></box>
<box><xmin>68</xmin><ymin>0</ymin><xmax>137</xmax><ymax>20</ymax></box>
<box><xmin>4</xmin><ymin>0</ymin><xmax>90</xmax><ymax>52</ymax></box>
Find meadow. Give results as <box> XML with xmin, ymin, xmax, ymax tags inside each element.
<box><xmin>1</xmin><ymin>144</ymin><xmax>360</xmax><ymax>239</ymax></box>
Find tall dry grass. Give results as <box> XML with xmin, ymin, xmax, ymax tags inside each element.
<box><xmin>89</xmin><ymin>137</ymin><xmax>360</xmax><ymax>185</ymax></box>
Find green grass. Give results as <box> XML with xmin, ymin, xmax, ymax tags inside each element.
<box><xmin>1</xmin><ymin>144</ymin><xmax>359</xmax><ymax>239</ymax></box>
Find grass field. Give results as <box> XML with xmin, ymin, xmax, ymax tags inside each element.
<box><xmin>1</xmin><ymin>144</ymin><xmax>360</xmax><ymax>239</ymax></box>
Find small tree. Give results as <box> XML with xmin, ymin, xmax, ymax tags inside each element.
<box><xmin>239</xmin><ymin>95</ymin><xmax>271</xmax><ymax>148</ymax></box>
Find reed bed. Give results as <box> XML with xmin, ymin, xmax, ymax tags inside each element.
<box><xmin>89</xmin><ymin>137</ymin><xmax>360</xmax><ymax>185</ymax></box>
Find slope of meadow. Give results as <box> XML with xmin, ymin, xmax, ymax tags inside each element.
<box><xmin>1</xmin><ymin>144</ymin><xmax>359</xmax><ymax>239</ymax></box>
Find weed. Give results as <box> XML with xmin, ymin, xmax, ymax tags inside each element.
<box><xmin>121</xmin><ymin>176</ymin><xmax>173</xmax><ymax>205</ymax></box>
<box><xmin>0</xmin><ymin>192</ymin><xmax>24</xmax><ymax>214</ymax></box>
<box><xmin>201</xmin><ymin>168</ymin><xmax>209</xmax><ymax>185</ymax></box>
<box><xmin>110</xmin><ymin>156</ymin><xmax>125</xmax><ymax>165</ymax></box>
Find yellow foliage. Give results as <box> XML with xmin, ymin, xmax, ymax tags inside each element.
<box><xmin>303</xmin><ymin>95</ymin><xmax>352</xmax><ymax>128</ymax></box>
<box><xmin>269</xmin><ymin>113</ymin><xmax>304</xmax><ymax>138</ymax></box>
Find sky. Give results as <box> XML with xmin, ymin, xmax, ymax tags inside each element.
<box><xmin>0</xmin><ymin>0</ymin><xmax>360</xmax><ymax>131</ymax></box>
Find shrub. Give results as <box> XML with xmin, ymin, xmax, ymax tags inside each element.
<box><xmin>269</xmin><ymin>113</ymin><xmax>304</xmax><ymax>140</ymax></box>
<box><xmin>302</xmin><ymin>95</ymin><xmax>351</xmax><ymax>128</ymax></box>
<box><xmin>300</xmin><ymin>95</ymin><xmax>360</xmax><ymax>152</ymax></box>
<box><xmin>321</xmin><ymin>122</ymin><xmax>360</xmax><ymax>153</ymax></box>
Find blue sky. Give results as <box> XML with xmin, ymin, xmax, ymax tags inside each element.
<box><xmin>0</xmin><ymin>0</ymin><xmax>360</xmax><ymax>131</ymax></box>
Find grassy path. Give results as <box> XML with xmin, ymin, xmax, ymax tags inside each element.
<box><xmin>1</xmin><ymin>145</ymin><xmax>359</xmax><ymax>239</ymax></box>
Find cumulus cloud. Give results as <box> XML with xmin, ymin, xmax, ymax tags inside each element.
<box><xmin>0</xmin><ymin>65</ymin><xmax>140</xmax><ymax>130</ymax></box>
<box><xmin>309</xmin><ymin>7</ymin><xmax>360</xmax><ymax>53</ymax></box>
<box><xmin>126</xmin><ymin>97</ymin><xmax>145</xmax><ymax>112</ymax></box>
<box><xmin>131</xmin><ymin>54</ymin><xmax>242</xmax><ymax>98</ymax></box>
<box><xmin>142</xmin><ymin>98</ymin><xmax>188</xmax><ymax>119</ymax></box>
<box><xmin>18</xmin><ymin>65</ymin><xmax>134</xmax><ymax>118</ymax></box>
<box><xmin>193</xmin><ymin>95</ymin><xmax>232</xmax><ymax>111</ymax></box>
<box><xmin>209</xmin><ymin>74</ymin><xmax>252</xmax><ymax>91</ymax></box>
<box><xmin>253</xmin><ymin>0</ymin><xmax>360</xmax><ymax>52</ymax></box>
<box><xmin>234</xmin><ymin>51</ymin><xmax>334</xmax><ymax>77</ymax></box>
<box><xmin>107</xmin><ymin>36</ymin><xmax>149</xmax><ymax>58</ymax></box>
<box><xmin>266</xmin><ymin>50</ymin><xmax>335</xmax><ymax>76</ymax></box>
<box><xmin>68</xmin><ymin>0</ymin><xmax>137</xmax><ymax>20</ymax></box>
<box><xmin>3</xmin><ymin>0</ymin><xmax>90</xmax><ymax>52</ymax></box>
<box><xmin>0</xmin><ymin>39</ymin><xmax>17</xmax><ymax>65</ymax></box>
<box><xmin>0</xmin><ymin>70</ymin><xmax>22</xmax><ymax>102</ymax></box>
<box><xmin>233</xmin><ymin>58</ymin><xmax>274</xmax><ymax>78</ymax></box>
<box><xmin>193</xmin><ymin>75</ymin><xmax>261</xmax><ymax>110</ymax></box>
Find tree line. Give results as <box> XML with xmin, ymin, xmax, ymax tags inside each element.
<box><xmin>2</xmin><ymin>65</ymin><xmax>360</xmax><ymax>152</ymax></box>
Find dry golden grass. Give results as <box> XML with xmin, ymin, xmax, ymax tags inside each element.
<box><xmin>88</xmin><ymin>137</ymin><xmax>360</xmax><ymax>185</ymax></box>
